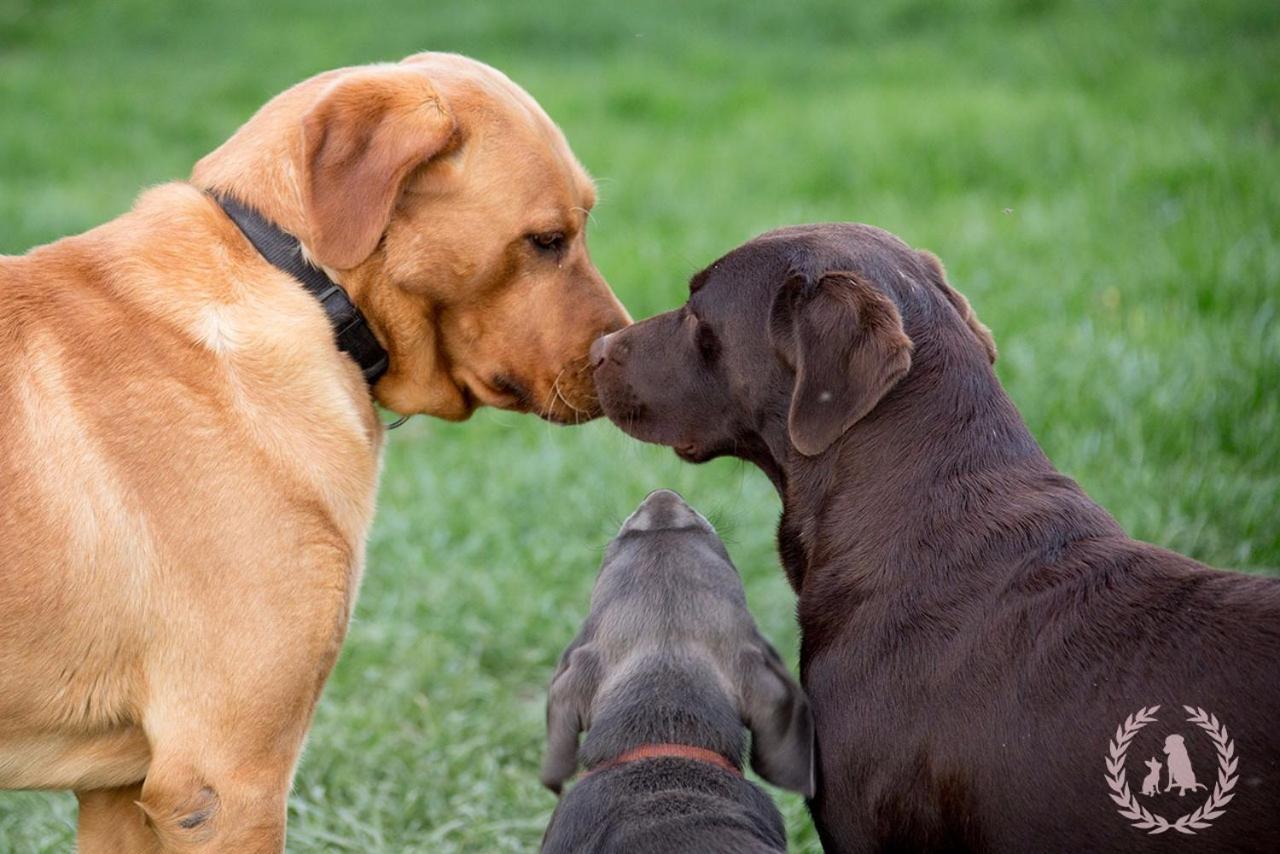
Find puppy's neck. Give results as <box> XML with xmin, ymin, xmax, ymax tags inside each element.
<box><xmin>578</xmin><ymin>659</ymin><xmax>745</xmax><ymax>772</ymax></box>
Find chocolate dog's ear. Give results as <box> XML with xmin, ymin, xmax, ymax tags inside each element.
<box><xmin>301</xmin><ymin>68</ymin><xmax>458</xmax><ymax>270</ymax></box>
<box><xmin>770</xmin><ymin>271</ymin><xmax>913</xmax><ymax>456</ymax></box>
<box><xmin>917</xmin><ymin>250</ymin><xmax>996</xmax><ymax>364</ymax></box>
<box><xmin>540</xmin><ymin>642</ymin><xmax>602</xmax><ymax>794</ymax></box>
<box><xmin>740</xmin><ymin>640</ymin><xmax>815</xmax><ymax>797</ymax></box>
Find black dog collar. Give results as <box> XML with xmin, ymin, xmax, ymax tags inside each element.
<box><xmin>214</xmin><ymin>195</ymin><xmax>389</xmax><ymax>387</ymax></box>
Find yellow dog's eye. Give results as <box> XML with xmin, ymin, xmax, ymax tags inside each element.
<box><xmin>528</xmin><ymin>231</ymin><xmax>566</xmax><ymax>253</ymax></box>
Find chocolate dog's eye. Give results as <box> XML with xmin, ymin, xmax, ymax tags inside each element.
<box><xmin>528</xmin><ymin>231</ymin><xmax>566</xmax><ymax>254</ymax></box>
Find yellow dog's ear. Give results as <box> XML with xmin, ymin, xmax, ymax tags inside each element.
<box><xmin>301</xmin><ymin>68</ymin><xmax>457</xmax><ymax>270</ymax></box>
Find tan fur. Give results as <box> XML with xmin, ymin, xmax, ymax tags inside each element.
<box><xmin>0</xmin><ymin>53</ymin><xmax>628</xmax><ymax>852</ymax></box>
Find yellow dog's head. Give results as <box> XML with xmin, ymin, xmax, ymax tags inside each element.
<box><xmin>194</xmin><ymin>52</ymin><xmax>630</xmax><ymax>423</ymax></box>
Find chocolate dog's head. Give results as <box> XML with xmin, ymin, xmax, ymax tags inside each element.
<box><xmin>591</xmin><ymin>224</ymin><xmax>996</xmax><ymax>474</ymax></box>
<box><xmin>540</xmin><ymin>489</ymin><xmax>813</xmax><ymax>796</ymax></box>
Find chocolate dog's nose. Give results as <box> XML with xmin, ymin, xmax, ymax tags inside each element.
<box><xmin>621</xmin><ymin>489</ymin><xmax>711</xmax><ymax>533</ymax></box>
<box><xmin>589</xmin><ymin>333</ymin><xmax>612</xmax><ymax>369</ymax></box>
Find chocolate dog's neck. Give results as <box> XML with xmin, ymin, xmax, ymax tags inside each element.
<box><xmin>771</xmin><ymin>343</ymin><xmax>1124</xmax><ymax>609</ymax></box>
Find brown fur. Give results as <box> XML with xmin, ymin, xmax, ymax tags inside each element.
<box><xmin>593</xmin><ymin>223</ymin><xmax>1280</xmax><ymax>851</ymax></box>
<box><xmin>0</xmin><ymin>53</ymin><xmax>627</xmax><ymax>852</ymax></box>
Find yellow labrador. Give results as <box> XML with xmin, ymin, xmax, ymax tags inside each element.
<box><xmin>0</xmin><ymin>52</ymin><xmax>628</xmax><ymax>852</ymax></box>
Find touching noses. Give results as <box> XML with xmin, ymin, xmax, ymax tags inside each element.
<box><xmin>590</xmin><ymin>331</ymin><xmax>623</xmax><ymax>369</ymax></box>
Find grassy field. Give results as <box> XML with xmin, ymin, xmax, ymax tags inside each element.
<box><xmin>1</xmin><ymin>0</ymin><xmax>1277</xmax><ymax>850</ymax></box>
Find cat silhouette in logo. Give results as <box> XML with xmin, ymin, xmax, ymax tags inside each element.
<box><xmin>1163</xmin><ymin>734</ymin><xmax>1207</xmax><ymax>796</ymax></box>
<box><xmin>1141</xmin><ymin>758</ymin><xmax>1163</xmax><ymax>797</ymax></box>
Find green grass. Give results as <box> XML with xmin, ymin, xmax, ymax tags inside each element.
<box><xmin>2</xmin><ymin>0</ymin><xmax>1277</xmax><ymax>850</ymax></box>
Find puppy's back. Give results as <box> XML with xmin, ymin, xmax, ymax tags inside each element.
<box><xmin>542</xmin><ymin>758</ymin><xmax>786</xmax><ymax>854</ymax></box>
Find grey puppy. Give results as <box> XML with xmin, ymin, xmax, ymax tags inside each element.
<box><xmin>540</xmin><ymin>489</ymin><xmax>814</xmax><ymax>854</ymax></box>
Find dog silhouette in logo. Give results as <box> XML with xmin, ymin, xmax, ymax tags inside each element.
<box><xmin>1163</xmin><ymin>734</ymin><xmax>1206</xmax><ymax>795</ymax></box>
<box><xmin>1141</xmin><ymin>757</ymin><xmax>1163</xmax><ymax>796</ymax></box>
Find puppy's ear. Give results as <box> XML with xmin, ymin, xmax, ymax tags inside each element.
<box><xmin>770</xmin><ymin>271</ymin><xmax>913</xmax><ymax>457</ymax></box>
<box><xmin>540</xmin><ymin>642</ymin><xmax>602</xmax><ymax>794</ymax></box>
<box><xmin>917</xmin><ymin>250</ymin><xmax>996</xmax><ymax>364</ymax></box>
<box><xmin>301</xmin><ymin>68</ymin><xmax>457</xmax><ymax>270</ymax></box>
<box><xmin>739</xmin><ymin>640</ymin><xmax>815</xmax><ymax>797</ymax></box>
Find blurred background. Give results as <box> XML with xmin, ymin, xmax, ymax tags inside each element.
<box><xmin>1</xmin><ymin>0</ymin><xmax>1276</xmax><ymax>850</ymax></box>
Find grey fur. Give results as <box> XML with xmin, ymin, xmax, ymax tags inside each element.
<box><xmin>540</xmin><ymin>490</ymin><xmax>814</xmax><ymax>853</ymax></box>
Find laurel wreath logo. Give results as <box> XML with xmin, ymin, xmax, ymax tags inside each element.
<box><xmin>1104</xmin><ymin>705</ymin><xmax>1239</xmax><ymax>834</ymax></box>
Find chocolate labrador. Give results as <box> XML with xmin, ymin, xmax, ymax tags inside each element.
<box><xmin>0</xmin><ymin>53</ymin><xmax>627</xmax><ymax>853</ymax></box>
<box><xmin>591</xmin><ymin>224</ymin><xmax>1280</xmax><ymax>851</ymax></box>
<box><xmin>540</xmin><ymin>489</ymin><xmax>813</xmax><ymax>853</ymax></box>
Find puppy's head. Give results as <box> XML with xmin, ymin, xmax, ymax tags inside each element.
<box><xmin>592</xmin><ymin>223</ymin><xmax>995</xmax><ymax>465</ymax></box>
<box><xmin>194</xmin><ymin>53</ymin><xmax>630</xmax><ymax>423</ymax></box>
<box><xmin>540</xmin><ymin>489</ymin><xmax>814</xmax><ymax>796</ymax></box>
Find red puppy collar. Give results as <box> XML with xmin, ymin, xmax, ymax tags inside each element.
<box><xmin>584</xmin><ymin>743</ymin><xmax>742</xmax><ymax>778</ymax></box>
